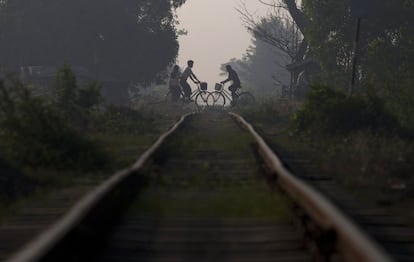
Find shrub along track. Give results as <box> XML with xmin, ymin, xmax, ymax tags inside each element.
<box><xmin>2</xmin><ymin>110</ymin><xmax>396</xmax><ymax>262</ymax></box>
<box><xmin>251</xmin><ymin>119</ymin><xmax>414</xmax><ymax>262</ymax></box>
<box><xmin>0</xmin><ymin>111</ymin><xmax>186</xmax><ymax>261</ymax></box>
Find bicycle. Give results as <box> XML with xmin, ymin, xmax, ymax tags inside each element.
<box><xmin>165</xmin><ymin>81</ymin><xmax>211</xmax><ymax>109</ymax></box>
<box><xmin>207</xmin><ymin>83</ymin><xmax>255</xmax><ymax>108</ymax></box>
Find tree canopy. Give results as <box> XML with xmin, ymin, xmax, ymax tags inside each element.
<box><xmin>225</xmin><ymin>16</ymin><xmax>293</xmax><ymax>96</ymax></box>
<box><xmin>242</xmin><ymin>1</ymin><xmax>414</xmax><ymax>93</ymax></box>
<box><xmin>302</xmin><ymin>0</ymin><xmax>414</xmax><ymax>87</ymax></box>
<box><xmin>246</xmin><ymin>0</ymin><xmax>414</xmax><ymax>128</ymax></box>
<box><xmin>0</xmin><ymin>0</ymin><xmax>186</xmax><ymax>83</ymax></box>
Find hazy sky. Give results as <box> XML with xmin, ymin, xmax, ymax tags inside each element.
<box><xmin>176</xmin><ymin>0</ymin><xmax>266</xmax><ymax>87</ymax></box>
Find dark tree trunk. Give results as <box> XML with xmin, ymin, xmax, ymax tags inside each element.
<box><xmin>295</xmin><ymin>38</ymin><xmax>308</xmax><ymax>62</ymax></box>
<box><xmin>282</xmin><ymin>0</ymin><xmax>310</xmax><ymax>62</ymax></box>
<box><xmin>283</xmin><ymin>0</ymin><xmax>308</xmax><ymax>35</ymax></box>
<box><xmin>282</xmin><ymin>1</ymin><xmax>311</xmax><ymax>89</ymax></box>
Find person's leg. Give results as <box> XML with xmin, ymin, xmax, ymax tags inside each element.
<box><xmin>171</xmin><ymin>85</ymin><xmax>180</xmax><ymax>102</ymax></box>
<box><xmin>229</xmin><ymin>85</ymin><xmax>236</xmax><ymax>105</ymax></box>
<box><xmin>180</xmin><ymin>80</ymin><xmax>191</xmax><ymax>99</ymax></box>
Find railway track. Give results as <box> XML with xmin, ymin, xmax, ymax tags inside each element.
<box><xmin>0</xmin><ymin>110</ymin><xmax>404</xmax><ymax>261</ymax></box>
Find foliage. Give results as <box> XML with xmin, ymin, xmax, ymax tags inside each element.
<box><xmin>241</xmin><ymin>9</ymin><xmax>302</xmax><ymax>60</ymax></box>
<box><xmin>91</xmin><ymin>105</ymin><xmax>154</xmax><ymax>134</ymax></box>
<box><xmin>240</xmin><ymin>0</ymin><xmax>414</xmax><ymax>212</ymax></box>
<box><xmin>77</xmin><ymin>81</ymin><xmax>102</xmax><ymax>109</ymax></box>
<box><xmin>0</xmin><ymin>0</ymin><xmax>186</xmax><ymax>83</ymax></box>
<box><xmin>54</xmin><ymin>63</ymin><xmax>103</xmax><ymax>128</ymax></box>
<box><xmin>323</xmin><ymin>132</ymin><xmax>414</xmax><ymax>189</ymax></box>
<box><xmin>55</xmin><ymin>62</ymin><xmax>78</xmax><ymax>113</ymax></box>
<box><xmin>0</xmin><ymin>157</ymin><xmax>34</xmax><ymax>200</ymax></box>
<box><xmin>291</xmin><ymin>85</ymin><xmax>400</xmax><ymax>136</ymax></box>
<box><xmin>384</xmin><ymin>73</ymin><xmax>414</xmax><ymax>130</ymax></box>
<box><xmin>302</xmin><ymin>0</ymin><xmax>414</xmax><ymax>88</ymax></box>
<box><xmin>0</xmin><ymin>78</ymin><xmax>109</xmax><ymax>171</ymax></box>
<box><xmin>301</xmin><ymin>130</ymin><xmax>414</xmax><ymax>204</ymax></box>
<box><xmin>240</xmin><ymin>101</ymin><xmax>414</xmax><ymax>208</ymax></box>
<box><xmin>0</xmin><ymin>63</ymin><xmax>158</xmax><ymax>172</ymax></box>
<box><xmin>233</xmin><ymin>10</ymin><xmax>301</xmax><ymax>96</ymax></box>
<box><xmin>224</xmin><ymin>33</ymin><xmax>291</xmax><ymax>96</ymax></box>
<box><xmin>302</xmin><ymin>0</ymin><xmax>356</xmax><ymax>86</ymax></box>
<box><xmin>236</xmin><ymin>97</ymin><xmax>298</xmax><ymax>126</ymax></box>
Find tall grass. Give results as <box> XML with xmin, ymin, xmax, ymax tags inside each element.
<box><xmin>0</xmin><ymin>64</ymin><xmax>160</xmax><ymax>211</ymax></box>
<box><xmin>239</xmin><ymin>93</ymin><xmax>414</xmax><ymax>206</ymax></box>
<box><xmin>0</xmin><ymin>77</ymin><xmax>109</xmax><ymax>171</ymax></box>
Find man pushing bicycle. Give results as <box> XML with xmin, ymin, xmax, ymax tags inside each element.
<box><xmin>220</xmin><ymin>65</ymin><xmax>241</xmax><ymax>106</ymax></box>
<box><xmin>180</xmin><ymin>60</ymin><xmax>200</xmax><ymax>102</ymax></box>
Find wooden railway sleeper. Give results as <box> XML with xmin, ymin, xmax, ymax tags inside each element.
<box><xmin>5</xmin><ymin>111</ymin><xmax>395</xmax><ymax>262</ymax></box>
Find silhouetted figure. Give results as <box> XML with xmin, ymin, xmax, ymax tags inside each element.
<box><xmin>169</xmin><ymin>65</ymin><xmax>181</xmax><ymax>102</ymax></box>
<box><xmin>180</xmin><ymin>60</ymin><xmax>200</xmax><ymax>101</ymax></box>
<box><xmin>221</xmin><ymin>65</ymin><xmax>241</xmax><ymax>106</ymax></box>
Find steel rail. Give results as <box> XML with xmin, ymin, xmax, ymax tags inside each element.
<box><xmin>229</xmin><ymin>112</ymin><xmax>394</xmax><ymax>262</ymax></box>
<box><xmin>6</xmin><ymin>112</ymin><xmax>196</xmax><ymax>262</ymax></box>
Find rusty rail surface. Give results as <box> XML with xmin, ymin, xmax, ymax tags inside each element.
<box><xmin>229</xmin><ymin>112</ymin><xmax>394</xmax><ymax>262</ymax></box>
<box><xmin>5</xmin><ymin>112</ymin><xmax>196</xmax><ymax>262</ymax></box>
<box><xmin>5</xmin><ymin>111</ymin><xmax>395</xmax><ymax>262</ymax></box>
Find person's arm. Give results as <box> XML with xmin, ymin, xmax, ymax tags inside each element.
<box><xmin>190</xmin><ymin>71</ymin><xmax>200</xmax><ymax>83</ymax></box>
<box><xmin>221</xmin><ymin>74</ymin><xmax>230</xmax><ymax>84</ymax></box>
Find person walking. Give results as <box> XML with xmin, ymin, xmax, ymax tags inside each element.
<box><xmin>220</xmin><ymin>65</ymin><xmax>241</xmax><ymax>106</ymax></box>
<box><xmin>180</xmin><ymin>60</ymin><xmax>200</xmax><ymax>101</ymax></box>
<box><xmin>169</xmin><ymin>65</ymin><xmax>181</xmax><ymax>102</ymax></box>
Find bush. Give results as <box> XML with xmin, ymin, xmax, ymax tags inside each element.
<box><xmin>77</xmin><ymin>81</ymin><xmax>102</xmax><ymax>109</ymax></box>
<box><xmin>55</xmin><ymin>62</ymin><xmax>78</xmax><ymax>113</ymax></box>
<box><xmin>54</xmin><ymin>63</ymin><xmax>103</xmax><ymax>129</ymax></box>
<box><xmin>0</xmin><ymin>78</ymin><xmax>110</xmax><ymax>171</ymax></box>
<box><xmin>291</xmin><ymin>85</ymin><xmax>401</xmax><ymax>136</ymax></box>
<box><xmin>91</xmin><ymin>105</ymin><xmax>154</xmax><ymax>134</ymax></box>
<box><xmin>0</xmin><ymin>157</ymin><xmax>34</xmax><ymax>200</ymax></box>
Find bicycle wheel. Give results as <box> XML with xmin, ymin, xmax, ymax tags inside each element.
<box><xmin>207</xmin><ymin>91</ymin><xmax>226</xmax><ymax>108</ymax></box>
<box><xmin>195</xmin><ymin>91</ymin><xmax>210</xmax><ymax>109</ymax></box>
<box><xmin>236</xmin><ymin>92</ymin><xmax>255</xmax><ymax>107</ymax></box>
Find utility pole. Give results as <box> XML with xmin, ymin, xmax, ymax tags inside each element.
<box><xmin>349</xmin><ymin>17</ymin><xmax>361</xmax><ymax>97</ymax></box>
<box><xmin>349</xmin><ymin>0</ymin><xmax>370</xmax><ymax>97</ymax></box>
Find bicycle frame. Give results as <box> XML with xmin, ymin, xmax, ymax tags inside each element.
<box><xmin>166</xmin><ymin>82</ymin><xmax>208</xmax><ymax>102</ymax></box>
<box><xmin>190</xmin><ymin>83</ymin><xmax>204</xmax><ymax>99</ymax></box>
<box><xmin>220</xmin><ymin>88</ymin><xmax>234</xmax><ymax>102</ymax></box>
<box><xmin>212</xmin><ymin>83</ymin><xmax>239</xmax><ymax>105</ymax></box>
<box><xmin>210</xmin><ymin>83</ymin><xmax>255</xmax><ymax>108</ymax></box>
<box><xmin>193</xmin><ymin>82</ymin><xmax>212</xmax><ymax>109</ymax></box>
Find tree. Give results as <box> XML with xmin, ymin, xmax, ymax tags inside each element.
<box><xmin>224</xmin><ymin>18</ymin><xmax>292</xmax><ymax>97</ymax></box>
<box><xmin>294</xmin><ymin>0</ymin><xmax>414</xmax><ymax>128</ymax></box>
<box><xmin>0</xmin><ymin>0</ymin><xmax>186</xmax><ymax>83</ymax></box>
<box><xmin>240</xmin><ymin>1</ymin><xmax>414</xmax><ymax>89</ymax></box>
<box><xmin>302</xmin><ymin>0</ymin><xmax>414</xmax><ymax>87</ymax></box>
<box><xmin>238</xmin><ymin>0</ymin><xmax>310</xmax><ymax>98</ymax></box>
<box><xmin>238</xmin><ymin>0</ymin><xmax>308</xmax><ymax>62</ymax></box>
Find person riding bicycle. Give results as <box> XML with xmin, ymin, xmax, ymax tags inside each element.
<box><xmin>180</xmin><ymin>60</ymin><xmax>200</xmax><ymax>102</ymax></box>
<box><xmin>220</xmin><ymin>65</ymin><xmax>241</xmax><ymax>106</ymax></box>
<box><xmin>169</xmin><ymin>64</ymin><xmax>181</xmax><ymax>102</ymax></box>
